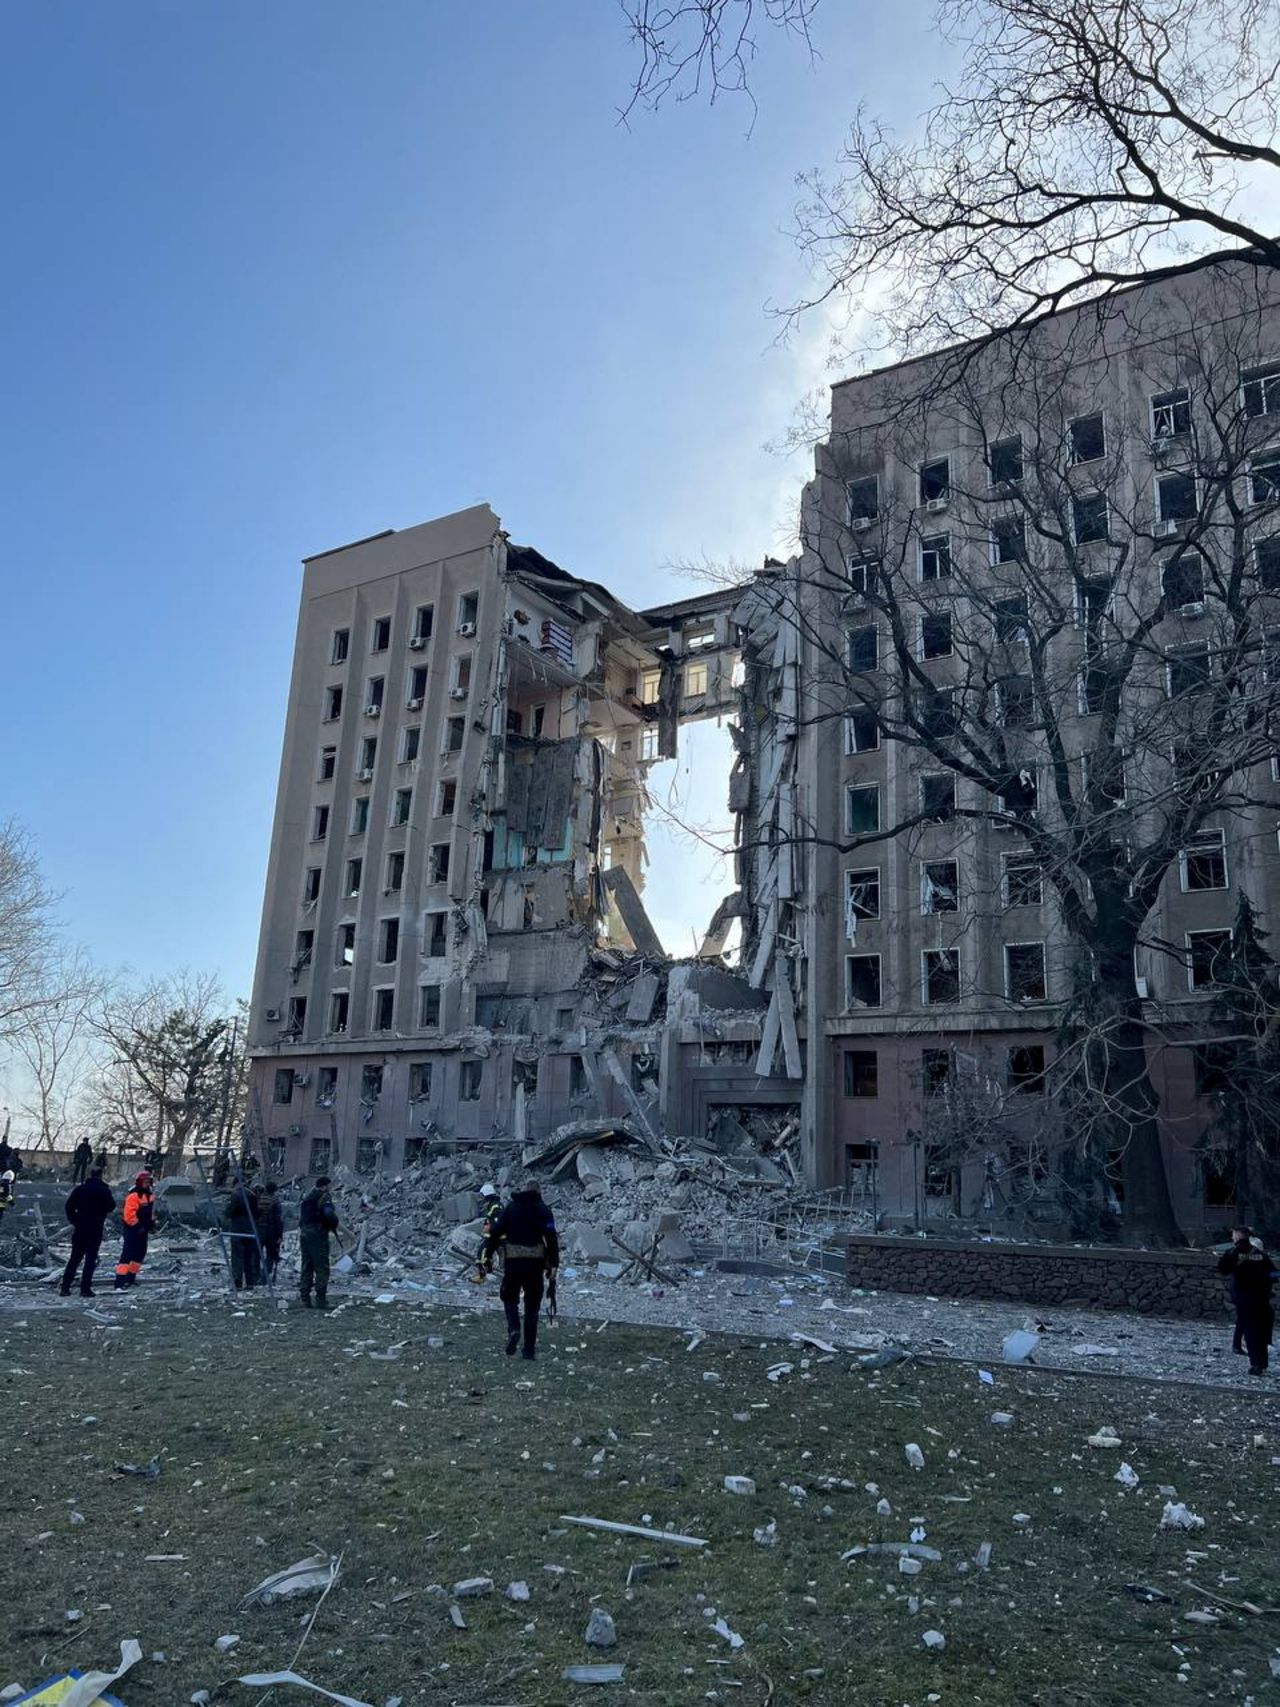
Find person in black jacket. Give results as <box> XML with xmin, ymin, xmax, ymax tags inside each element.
<box><xmin>60</xmin><ymin>1166</ymin><xmax>116</xmax><ymax>1298</ymax></box>
<box><xmin>1218</xmin><ymin>1225</ymin><xmax>1275</xmax><ymax>1376</ymax></box>
<box><xmin>482</xmin><ymin>1184</ymin><xmax>559</xmax><ymax>1360</ymax></box>
<box><xmin>258</xmin><ymin>1181</ymin><xmax>284</xmax><ymax>1282</ymax></box>
<box><xmin>224</xmin><ymin>1181</ymin><xmax>262</xmax><ymax>1290</ymax></box>
<box><xmin>71</xmin><ymin>1138</ymin><xmax>93</xmax><ymax>1185</ymax></box>
<box><xmin>298</xmin><ymin>1177</ymin><xmax>339</xmax><ymax>1309</ymax></box>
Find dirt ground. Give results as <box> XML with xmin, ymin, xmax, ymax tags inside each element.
<box><xmin>3</xmin><ymin>1288</ymin><xmax>1278</xmax><ymax>1707</ymax></box>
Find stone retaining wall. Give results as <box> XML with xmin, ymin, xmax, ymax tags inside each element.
<box><xmin>845</xmin><ymin>1235</ymin><xmax>1230</xmax><ymax>1320</ymax></box>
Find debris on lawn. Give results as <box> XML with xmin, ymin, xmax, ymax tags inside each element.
<box><xmin>57</xmin><ymin>1639</ymin><xmax>142</xmax><ymax>1707</ymax></box>
<box><xmin>241</xmin><ymin>1553</ymin><xmax>341</xmax><ymax>1609</ymax></box>
<box><xmin>711</xmin><ymin>1616</ymin><xmax>744</xmax><ymax>1649</ymax></box>
<box><xmin>234</xmin><ymin>1670</ymin><xmax>376</xmax><ymax>1707</ymax></box>
<box><xmin>214</xmin><ymin>1636</ymin><xmax>240</xmax><ymax>1654</ymax></box>
<box><xmin>921</xmin><ymin>1630</ymin><xmax>946</xmax><ymax>1651</ymax></box>
<box><xmin>452</xmin><ymin>1577</ymin><xmax>494</xmax><ymax>1598</ymax></box>
<box><xmin>1087</xmin><ymin>1425</ymin><xmax>1123</xmax><ymax>1449</ymax></box>
<box><xmin>584</xmin><ymin>1608</ymin><xmax>617</xmax><ymax>1648</ymax></box>
<box><xmin>562</xmin><ymin>1665</ymin><xmax>626</xmax><ymax>1685</ymax></box>
<box><xmin>113</xmin><ymin>1457</ymin><xmax>161</xmax><ymax>1480</ymax></box>
<box><xmin>752</xmin><ymin>1520</ymin><xmax>778</xmax><ymax>1547</ymax></box>
<box><xmin>842</xmin><ymin>1543</ymin><xmax>943</xmax><ymax>1563</ymax></box>
<box><xmin>1160</xmin><ymin>1502</ymin><xmax>1206</xmax><ymax>1532</ymax></box>
<box><xmin>560</xmin><ymin>1516</ymin><xmax>707</xmax><ymax>1548</ymax></box>
<box><xmin>1001</xmin><ymin>1328</ymin><xmax>1040</xmax><ymax>1363</ymax></box>
<box><xmin>723</xmin><ymin>1476</ymin><xmax>756</xmax><ymax>1496</ymax></box>
<box><xmin>1114</xmin><ymin>1463</ymin><xmax>1140</xmax><ymax>1490</ymax></box>
<box><xmin>904</xmin><ymin>1443</ymin><xmax>925</xmax><ymax>1470</ymax></box>
<box><xmin>505</xmin><ymin>1581</ymin><xmax>530</xmax><ymax>1602</ymax></box>
<box><xmin>990</xmin><ymin>1411</ymin><xmax>1016</xmax><ymax>1428</ymax></box>
<box><xmin>1123</xmin><ymin>1583</ymin><xmax>1172</xmax><ymax>1603</ymax></box>
<box><xmin>1072</xmin><ymin>1343</ymin><xmax>1120</xmax><ymax>1357</ymax></box>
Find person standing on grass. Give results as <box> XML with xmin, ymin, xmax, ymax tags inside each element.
<box><xmin>482</xmin><ymin>1182</ymin><xmax>559</xmax><ymax>1361</ymax></box>
<box><xmin>258</xmin><ymin>1181</ymin><xmax>284</xmax><ymax>1282</ymax></box>
<box><xmin>298</xmin><ymin>1175</ymin><xmax>339</xmax><ymax>1310</ymax></box>
<box><xmin>224</xmin><ymin>1178</ymin><xmax>263</xmax><ymax>1290</ymax></box>
<box><xmin>60</xmin><ymin>1165</ymin><xmax>115</xmax><ymax>1297</ymax></box>
<box><xmin>1218</xmin><ymin>1225</ymin><xmax>1274</xmax><ymax>1376</ymax></box>
<box><xmin>71</xmin><ymin>1137</ymin><xmax>93</xmax><ymax>1185</ymax></box>
<box><xmin>114</xmin><ymin>1171</ymin><xmax>155</xmax><ymax>1289</ymax></box>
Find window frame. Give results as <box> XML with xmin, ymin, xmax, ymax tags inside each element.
<box><xmin>1002</xmin><ymin>851</ymin><xmax>1042</xmax><ymax>908</ymax></box>
<box><xmin>371</xmin><ymin>615</ymin><xmax>392</xmax><ymax>653</ymax></box>
<box><xmin>922</xmin><ymin>947</ymin><xmax>962</xmax><ymax>1006</ymax></box>
<box><xmin>847</xmin><ymin>474</ymin><xmax>879</xmax><ymax>523</ymax></box>
<box><xmin>919</xmin><ymin>533</ymin><xmax>952</xmax><ymax>582</ymax></box>
<box><xmin>844</xmin><ymin>952</ymin><xmax>883</xmax><ymax>1009</ymax></box>
<box><xmin>1166</xmin><ymin>641</ymin><xmax>1212</xmax><ymax>698</ymax></box>
<box><xmin>844</xmin><ymin>706</ymin><xmax>880</xmax><ymax>754</ymax></box>
<box><xmin>1241</xmin><ymin>361</ymin><xmax>1280</xmax><ymax>420</ymax></box>
<box><xmin>844</xmin><ymin>865</ymin><xmax>881</xmax><ymax>921</ymax></box>
<box><xmin>920</xmin><ymin>609</ymin><xmax>953</xmax><ymax>660</ymax></box>
<box><xmin>919</xmin><ymin>771</ymin><xmax>957</xmax><ymax>821</ymax></box>
<box><xmin>1069</xmin><ymin>412</ymin><xmax>1106</xmax><ymax>464</ymax></box>
<box><xmin>1071</xmin><ymin>489</ymin><xmax>1110</xmax><ymax>544</ymax></box>
<box><xmin>372</xmin><ymin>986</ymin><xmax>395</xmax><ymax>1033</ymax></box>
<box><xmin>1005</xmin><ymin>940</ymin><xmax>1048</xmax><ymax>1003</ymax></box>
<box><xmin>921</xmin><ymin>858</ymin><xmax>959</xmax><ymax>914</ymax></box>
<box><xmin>1150</xmin><ymin>387</ymin><xmax>1192</xmax><ymax>440</ymax></box>
<box><xmin>1187</xmin><ymin>927</ymin><xmax>1232</xmax><ymax>991</ymax></box>
<box><xmin>845</xmin><ymin>782</ymin><xmax>881</xmax><ymax>837</ymax></box>
<box><xmin>1179</xmin><ymin>828</ymin><xmax>1228</xmax><ymax>892</ymax></box>
<box><xmin>987</xmin><ymin>434</ymin><xmax>1024</xmax><ymax>487</ymax></box>
<box><xmin>1250</xmin><ymin>447</ymin><xmax>1280</xmax><ymax>506</ymax></box>
<box><xmin>919</xmin><ymin>457</ymin><xmax>951</xmax><ymax>506</ymax></box>
<box><xmin>847</xmin><ymin>623</ymin><xmax>878</xmax><ymax>673</ymax></box>
<box><xmin>842</xmin><ymin>1049</ymin><xmax>879</xmax><ymax>1098</ymax></box>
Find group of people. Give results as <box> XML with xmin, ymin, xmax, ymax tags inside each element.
<box><xmin>58</xmin><ymin>1166</ymin><xmax>153</xmax><ymax>1295</ymax></box>
<box><xmin>223</xmin><ymin>1178</ymin><xmax>284</xmax><ymax>1289</ymax></box>
<box><xmin>1217</xmin><ymin>1223</ymin><xmax>1276</xmax><ymax>1375</ymax></box>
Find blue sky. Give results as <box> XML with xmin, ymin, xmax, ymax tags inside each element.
<box><xmin>0</xmin><ymin>0</ymin><xmax>941</xmax><ymax>996</ymax></box>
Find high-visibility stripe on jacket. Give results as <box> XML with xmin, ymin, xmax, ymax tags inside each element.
<box><xmin>123</xmin><ymin>1189</ymin><xmax>154</xmax><ymax>1230</ymax></box>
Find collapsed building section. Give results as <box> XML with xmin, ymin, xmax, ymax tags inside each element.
<box><xmin>246</xmin><ymin>505</ymin><xmax>803</xmax><ymax>1180</ymax></box>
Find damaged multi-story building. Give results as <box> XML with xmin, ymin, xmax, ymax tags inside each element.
<box><xmin>246</xmin><ymin>504</ymin><xmax>803</xmax><ymax>1177</ymax></box>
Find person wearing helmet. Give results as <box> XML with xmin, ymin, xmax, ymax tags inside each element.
<box><xmin>114</xmin><ymin>1170</ymin><xmax>156</xmax><ymax>1289</ymax></box>
<box><xmin>0</xmin><ymin>1169</ymin><xmax>15</xmax><ymax>1221</ymax></box>
<box><xmin>482</xmin><ymin>1181</ymin><xmax>559</xmax><ymax>1360</ymax></box>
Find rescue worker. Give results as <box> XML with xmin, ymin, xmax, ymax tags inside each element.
<box><xmin>71</xmin><ymin>1137</ymin><xmax>94</xmax><ymax>1184</ymax></box>
<box><xmin>298</xmin><ymin>1175</ymin><xmax>339</xmax><ymax>1309</ymax></box>
<box><xmin>94</xmin><ymin>1146</ymin><xmax>109</xmax><ymax>1175</ymax></box>
<box><xmin>224</xmin><ymin>1179</ymin><xmax>262</xmax><ymax>1290</ymax></box>
<box><xmin>482</xmin><ymin>1181</ymin><xmax>559</xmax><ymax>1360</ymax></box>
<box><xmin>0</xmin><ymin>1169</ymin><xmax>15</xmax><ymax>1222</ymax></box>
<box><xmin>258</xmin><ymin>1180</ymin><xmax>284</xmax><ymax>1282</ymax></box>
<box><xmin>1218</xmin><ymin>1224</ymin><xmax>1275</xmax><ymax>1376</ymax></box>
<box><xmin>60</xmin><ymin>1164</ymin><xmax>115</xmax><ymax>1297</ymax></box>
<box><xmin>114</xmin><ymin>1170</ymin><xmax>155</xmax><ymax>1289</ymax></box>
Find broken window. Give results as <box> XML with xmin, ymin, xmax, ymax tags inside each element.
<box><xmin>356</xmin><ymin>1137</ymin><xmax>381</xmax><ymax>1175</ymax></box>
<box><xmin>922</xmin><ymin>1047</ymin><xmax>952</xmax><ymax>1095</ymax></box>
<box><xmin>265</xmin><ymin>1136</ymin><xmax>286</xmax><ymax>1175</ymax></box>
<box><xmin>309</xmin><ymin>1135</ymin><xmax>332</xmax><ymax>1174</ymax></box>
<box><xmin>847</xmin><ymin>625</ymin><xmax>878</xmax><ymax>673</ymax></box>
<box><xmin>1256</xmin><ymin>536</ymin><xmax>1280</xmax><ymax>589</ymax></box>
<box><xmin>639</xmin><ymin>669</ymin><xmax>661</xmax><ymax>705</ymax></box>
<box><xmin>359</xmin><ymin>735</ymin><xmax>378</xmax><ymax>773</ymax></box>
<box><xmin>845</xmin><ymin>783</ymin><xmax>880</xmax><ymax>836</ymax></box>
<box><xmin>293</xmin><ymin>928</ymin><xmax>314</xmax><ymax>970</ymax></box>
<box><xmin>362</xmin><ymin>1063</ymin><xmax>383</xmax><ymax>1100</ymax></box>
<box><xmin>920</xmin><ymin>534</ymin><xmax>951</xmax><ymax>581</ymax></box>
<box><xmin>312</xmin><ymin>804</ymin><xmax>330</xmax><ymax>841</ymax></box>
<box><xmin>1072</xmin><ymin>491</ymin><xmax>1109</xmax><ymax>543</ymax></box>
<box><xmin>319</xmin><ymin>745</ymin><xmax>337</xmax><ymax>781</ymax></box>
<box><xmin>921</xmin><ymin>610</ymin><xmax>952</xmax><ymax>659</ymax></box>
<box><xmin>920</xmin><ymin>772</ymin><xmax>956</xmax><ymax>821</ymax></box>
<box><xmin>630</xmin><ymin>1052</ymin><xmax>657</xmax><ymax>1093</ymax></box>
<box><xmin>1003</xmin><ymin>851</ymin><xmax>1042</xmax><ymax>907</ymax></box>
<box><xmin>921</xmin><ymin>859</ymin><xmax>958</xmax><ymax>913</ymax></box>
<box><xmin>1151</xmin><ymin>388</ymin><xmax>1192</xmax><ymax>439</ymax></box>
<box><xmin>286</xmin><ymin>996</ymin><xmax>306</xmax><ymax>1035</ymax></box>
<box><xmin>1162</xmin><ymin>554</ymin><xmax>1205</xmax><ymax>606</ymax></box>
<box><xmin>457</xmin><ymin>592</ymin><xmax>479</xmax><ymax>632</ymax></box>
<box><xmin>425</xmin><ymin>911</ymin><xmax>448</xmax><ymax>957</ymax></box>
<box><xmin>303</xmin><ymin>866</ymin><xmax>321</xmax><ymax>905</ymax></box>
<box><xmin>684</xmin><ymin>660</ymin><xmax>709</xmax><ymax>697</ymax></box>
<box><xmin>991</xmin><ymin>517</ymin><xmax>1025</xmax><ymax>565</ymax></box>
<box><xmin>1070</xmin><ymin>413</ymin><xmax>1106</xmax><ymax>463</ymax></box>
<box><xmin>848</xmin><ymin>475</ymin><xmax>879</xmax><ymax>522</ymax></box>
<box><xmin>988</xmin><ymin>435</ymin><xmax>1023</xmax><ymax>486</ymax></box>
<box><xmin>1181</xmin><ymin>829</ymin><xmax>1228</xmax><ymax>891</ymax></box>
<box><xmin>1007</xmin><ymin>1044</ymin><xmax>1046</xmax><ymax>1094</ymax></box>
<box><xmin>273</xmin><ymin>1067</ymin><xmax>294</xmax><ymax>1104</ymax></box>
<box><xmin>317</xmin><ymin>1065</ymin><xmax>338</xmax><ymax>1106</ymax></box>
<box><xmin>1166</xmin><ymin>642</ymin><xmax>1211</xmax><ymax>696</ymax></box>
<box><xmin>371</xmin><ymin>616</ymin><xmax>391</xmax><ymax>653</ymax></box>
<box><xmin>998</xmin><ymin>768</ymin><xmax>1038</xmax><ymax>818</ymax></box>
<box><xmin>1188</xmin><ymin>928</ymin><xmax>1232</xmax><ymax>990</ymax></box>
<box><xmin>437</xmin><ymin>779</ymin><xmax>457</xmax><ymax>817</ymax></box>
<box><xmin>1006</xmin><ymin>942</ymin><xmax>1048</xmax><ymax>1002</ymax></box>
<box><xmin>999</xmin><ymin>674</ymin><xmax>1034</xmax><ymax>728</ymax></box>
<box><xmin>331</xmin><ymin>628</ymin><xmax>350</xmax><ymax>665</ymax></box>
<box><xmin>1250</xmin><ymin>450</ymin><xmax>1280</xmax><ymax>504</ymax></box>
<box><xmin>408</xmin><ymin>665</ymin><xmax>428</xmax><ymax>706</ymax></box>
<box><xmin>532</xmin><ymin>704</ymin><xmax>547</xmax><ymax>736</ymax></box>
<box><xmin>372</xmin><ymin>987</ymin><xmax>395</xmax><ymax>1031</ymax></box>
<box><xmin>994</xmin><ymin>596</ymin><xmax>1028</xmax><ymax>644</ymax></box>
<box><xmin>923</xmin><ymin>949</ymin><xmax>961</xmax><ymax>1005</ymax></box>
<box><xmin>845</xmin><ymin>866</ymin><xmax>880</xmax><ymax>921</ymax></box>
<box><xmin>919</xmin><ymin>458</ymin><xmax>950</xmax><ymax>504</ymax></box>
<box><xmin>460</xmin><ymin>1058</ymin><xmax>483</xmax><ymax>1101</ymax></box>
<box><xmin>1158</xmin><ymin>472</ymin><xmax>1198</xmax><ymax>525</ymax></box>
<box><xmin>845</xmin><ymin>707</ymin><xmax>879</xmax><ymax>753</ymax></box>
<box><xmin>569</xmin><ymin>1055</ymin><xmax>587</xmax><ymax>1097</ymax></box>
<box><xmin>409</xmin><ymin>1061</ymin><xmax>433</xmax><ymax>1099</ymax></box>
<box><xmin>351</xmin><ymin>796</ymin><xmax>369</xmax><ymax>835</ymax></box>
<box><xmin>329</xmin><ymin>990</ymin><xmax>349</xmax><ymax>1033</ymax></box>
<box><xmin>506</xmin><ymin>707</ymin><xmax>524</xmax><ymax>736</ymax></box>
<box><xmin>413</xmin><ymin>604</ymin><xmax>434</xmax><ymax>644</ymax></box>
<box><xmin>446</xmin><ymin>717</ymin><xmax>465</xmax><ymax>754</ymax></box>
<box><xmin>1193</xmin><ymin>1042</ymin><xmax>1233</xmax><ymax>1096</ymax></box>
<box><xmin>845</xmin><ymin>954</ymin><xmax>882</xmax><ymax>1008</ymax></box>
<box><xmin>345</xmin><ymin>857</ymin><xmax>362</xmax><ymax>897</ymax></box>
<box><xmin>845</xmin><ymin>1141</ymin><xmax>879</xmax><ymax>1195</ymax></box>
<box><xmin>1242</xmin><ymin>361</ymin><xmax>1280</xmax><ymax>419</ymax></box>
<box><xmin>919</xmin><ymin>687</ymin><xmax>957</xmax><ymax>738</ymax></box>
<box><xmin>848</xmin><ymin>552</ymin><xmax>878</xmax><ymax>597</ymax></box>
<box><xmin>393</xmin><ymin>787</ymin><xmax>413</xmax><ymax>827</ymax></box>
<box><xmin>428</xmin><ymin>842</ymin><xmax>450</xmax><ymax>883</ymax></box>
<box><xmin>324</xmin><ymin>684</ymin><xmax>343</xmax><ymax>721</ymax></box>
<box><xmin>843</xmin><ymin>1049</ymin><xmax>878</xmax><ymax>1097</ymax></box>
<box><xmin>384</xmin><ymin>850</ymin><xmax>404</xmax><ymax>893</ymax></box>
<box><xmin>378</xmin><ymin>917</ymin><xmax>400</xmax><ymax>962</ymax></box>
<box><xmin>336</xmin><ymin>922</ymin><xmax>355</xmax><ymax>967</ymax></box>
<box><xmin>419</xmin><ymin>983</ymin><xmax>441</xmax><ymax>1027</ymax></box>
<box><xmin>365</xmin><ymin>676</ymin><xmax>385</xmax><ymax>713</ymax></box>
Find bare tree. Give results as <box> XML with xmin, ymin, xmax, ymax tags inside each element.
<box><xmin>0</xmin><ymin>820</ymin><xmax>60</xmax><ymax>1049</ymax></box>
<box><xmin>621</xmin><ymin>0</ymin><xmax>820</xmax><ymax>119</ymax></box>
<box><xmin>11</xmin><ymin>949</ymin><xmax>103</xmax><ymax>1152</ymax></box>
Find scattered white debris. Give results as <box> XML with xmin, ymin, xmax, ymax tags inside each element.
<box><xmin>922</xmin><ymin>1630</ymin><xmax>946</xmax><ymax>1651</ymax></box>
<box><xmin>990</xmin><ymin>1412</ymin><xmax>1015</xmax><ymax>1428</ymax></box>
<box><xmin>876</xmin><ymin>1498</ymin><xmax>893</xmax><ymax>1518</ymax></box>
<box><xmin>1012</xmin><ymin>1513</ymin><xmax>1033</xmax><ymax>1527</ymax></box>
<box><xmin>214</xmin><ymin>1635</ymin><xmax>241</xmax><ymax>1654</ymax></box>
<box><xmin>560</xmin><ymin>1515</ymin><xmax>707</xmax><ymax>1548</ymax></box>
<box><xmin>753</xmin><ymin>1520</ymin><xmax>778</xmax><ymax>1548</ymax></box>
<box><xmin>1072</xmin><ymin>1344</ymin><xmax>1120</xmax><ymax>1357</ymax></box>
<box><xmin>899</xmin><ymin>1555</ymin><xmax>923</xmax><ymax>1576</ymax></box>
<box><xmin>765</xmin><ymin>1362</ymin><xmax>794</xmax><ymax>1383</ymax></box>
<box><xmin>506</xmin><ymin>1581</ymin><xmax>530</xmax><ymax>1602</ymax></box>
<box><xmin>1114</xmin><ymin>1463</ymin><xmax>1140</xmax><ymax>1490</ymax></box>
<box><xmin>241</xmin><ymin>1552</ymin><xmax>340</xmax><ymax>1608</ymax></box>
<box><xmin>234</xmin><ymin>1670</ymin><xmax>375</xmax><ymax>1706</ymax></box>
<box><xmin>1001</xmin><ymin>1329</ymin><xmax>1040</xmax><ymax>1363</ymax></box>
<box><xmin>1160</xmin><ymin>1502</ymin><xmax>1206</xmax><ymax>1532</ymax></box>
<box><xmin>453</xmin><ymin>1577</ymin><xmax>494</xmax><ymax>1598</ymax></box>
<box><xmin>585</xmin><ymin>1608</ymin><xmax>618</xmax><ymax>1648</ymax></box>
<box><xmin>904</xmin><ymin>1443</ymin><xmax>925</xmax><ymax>1471</ymax></box>
<box><xmin>1087</xmin><ymin>1426</ymin><xmax>1123</xmax><ymax>1449</ymax></box>
<box><xmin>973</xmin><ymin>1541</ymin><xmax>993</xmax><ymax>1569</ymax></box>
<box><xmin>712</xmin><ymin>1616</ymin><xmax>744</xmax><ymax>1650</ymax></box>
<box><xmin>723</xmin><ymin>1476</ymin><xmax>756</xmax><ymax>1496</ymax></box>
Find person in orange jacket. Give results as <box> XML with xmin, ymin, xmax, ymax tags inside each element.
<box><xmin>114</xmin><ymin>1171</ymin><xmax>155</xmax><ymax>1289</ymax></box>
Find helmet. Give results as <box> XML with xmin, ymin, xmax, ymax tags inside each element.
<box><xmin>135</xmin><ymin>1171</ymin><xmax>153</xmax><ymax>1187</ymax></box>
<box><xmin>1</xmin><ymin>1170</ymin><xmax>14</xmax><ymax>1183</ymax></box>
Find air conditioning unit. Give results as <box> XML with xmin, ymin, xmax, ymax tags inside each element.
<box><xmin>365</xmin><ymin>703</ymin><xmax>382</xmax><ymax>717</ymax></box>
<box><xmin>265</xmin><ymin>1007</ymin><xmax>280</xmax><ymax>1021</ymax></box>
<box><xmin>1134</xmin><ymin>976</ymin><xmax>1150</xmax><ymax>999</ymax></box>
<box><xmin>1156</xmin><ymin>518</ymin><xmax>1180</xmax><ymax>537</ymax></box>
<box><xmin>851</xmin><ymin>514</ymin><xmax>875</xmax><ymax>532</ymax></box>
<box><xmin>293</xmin><ymin>1073</ymin><xmax>310</xmax><ymax>1088</ymax></box>
<box><xmin>457</xmin><ymin>620</ymin><xmax>477</xmax><ymax>638</ymax></box>
<box><xmin>407</xmin><ymin>697</ymin><xmax>423</xmax><ymax>712</ymax></box>
<box><xmin>408</xmin><ymin>635</ymin><xmax>427</xmax><ymax>650</ymax></box>
<box><xmin>1178</xmin><ymin>600</ymin><xmax>1207</xmax><ymax>618</ymax></box>
<box><xmin>357</xmin><ymin>767</ymin><xmax>373</xmax><ymax>782</ymax></box>
<box><xmin>925</xmin><ymin>497</ymin><xmax>949</xmax><ymax>513</ymax></box>
<box><xmin>448</xmin><ymin>686</ymin><xmax>468</xmax><ymax>700</ymax></box>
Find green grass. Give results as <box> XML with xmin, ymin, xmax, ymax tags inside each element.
<box><xmin>2</xmin><ymin>1296</ymin><xmax>1277</xmax><ymax>1706</ymax></box>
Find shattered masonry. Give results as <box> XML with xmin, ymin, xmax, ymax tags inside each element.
<box><xmin>246</xmin><ymin>505</ymin><xmax>804</xmax><ymax>1180</ymax></box>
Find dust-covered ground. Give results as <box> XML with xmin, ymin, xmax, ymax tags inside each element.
<box><xmin>2</xmin><ymin>1285</ymin><xmax>1278</xmax><ymax>1707</ymax></box>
